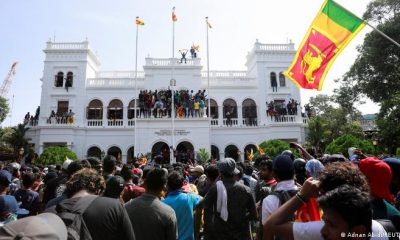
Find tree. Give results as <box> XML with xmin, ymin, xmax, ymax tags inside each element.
<box><xmin>343</xmin><ymin>1</ymin><xmax>400</xmax><ymax>154</ymax></box>
<box><xmin>257</xmin><ymin>140</ymin><xmax>290</xmax><ymax>159</ymax></box>
<box><xmin>325</xmin><ymin>134</ymin><xmax>375</xmax><ymax>157</ymax></box>
<box><xmin>196</xmin><ymin>148</ymin><xmax>210</xmax><ymax>166</ymax></box>
<box><xmin>0</xmin><ymin>97</ymin><xmax>10</xmax><ymax>124</ymax></box>
<box><xmin>4</xmin><ymin>124</ymin><xmax>31</xmax><ymax>155</ymax></box>
<box><xmin>306</xmin><ymin>116</ymin><xmax>330</xmax><ymax>153</ymax></box>
<box><xmin>37</xmin><ymin>146</ymin><xmax>78</xmax><ymax>165</ymax></box>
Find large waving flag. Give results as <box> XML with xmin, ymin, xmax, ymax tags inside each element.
<box><xmin>284</xmin><ymin>0</ymin><xmax>365</xmax><ymax>90</ymax></box>
<box><xmin>172</xmin><ymin>7</ymin><xmax>177</xmax><ymax>22</ymax></box>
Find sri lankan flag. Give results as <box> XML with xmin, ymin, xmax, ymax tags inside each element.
<box><xmin>285</xmin><ymin>0</ymin><xmax>365</xmax><ymax>90</ymax></box>
<box><xmin>136</xmin><ymin>17</ymin><xmax>144</xmax><ymax>26</ymax></box>
<box><xmin>172</xmin><ymin>7</ymin><xmax>177</xmax><ymax>22</ymax></box>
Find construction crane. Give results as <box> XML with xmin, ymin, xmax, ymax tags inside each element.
<box><xmin>0</xmin><ymin>62</ymin><xmax>18</xmax><ymax>98</ymax></box>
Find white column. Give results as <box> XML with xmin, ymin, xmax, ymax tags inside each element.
<box><xmin>238</xmin><ymin>105</ymin><xmax>243</xmax><ymax>126</ymax></box>
<box><xmin>123</xmin><ymin>106</ymin><xmax>128</xmax><ymax>126</ymax></box>
<box><xmin>218</xmin><ymin>106</ymin><xmax>223</xmax><ymax>126</ymax></box>
<box><xmin>103</xmin><ymin>106</ymin><xmax>107</xmax><ymax>126</ymax></box>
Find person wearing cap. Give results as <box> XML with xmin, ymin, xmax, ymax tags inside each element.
<box><xmin>203</xmin><ymin>158</ymin><xmax>257</xmax><ymax>240</ymax></box>
<box><xmin>121</xmin><ymin>165</ymin><xmax>145</xmax><ymax>203</ymax></box>
<box><xmin>0</xmin><ymin>170</ymin><xmax>12</xmax><ymax>196</ymax></box>
<box><xmin>359</xmin><ymin>157</ymin><xmax>400</xmax><ymax>231</ymax></box>
<box><xmin>103</xmin><ymin>176</ymin><xmax>125</xmax><ymax>202</ymax></box>
<box><xmin>0</xmin><ymin>195</ymin><xmax>29</xmax><ymax>227</ymax></box>
<box><xmin>42</xmin><ymin>159</ymin><xmax>72</xmax><ymax>204</ymax></box>
<box><xmin>163</xmin><ymin>171</ymin><xmax>202</xmax><ymax>240</ymax></box>
<box><xmin>0</xmin><ymin>212</ymin><xmax>67</xmax><ymax>240</ymax></box>
<box><xmin>190</xmin><ymin>165</ymin><xmax>207</xmax><ymax>194</ymax></box>
<box><xmin>261</xmin><ymin>154</ymin><xmax>298</xmax><ymax>225</ymax></box>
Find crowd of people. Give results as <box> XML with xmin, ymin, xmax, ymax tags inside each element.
<box><xmin>266</xmin><ymin>99</ymin><xmax>300</xmax><ymax>119</ymax></box>
<box><xmin>137</xmin><ymin>89</ymin><xmax>208</xmax><ymax>119</ymax></box>
<box><xmin>0</xmin><ymin>143</ymin><xmax>399</xmax><ymax>240</ymax></box>
<box><xmin>46</xmin><ymin>109</ymin><xmax>75</xmax><ymax>124</ymax></box>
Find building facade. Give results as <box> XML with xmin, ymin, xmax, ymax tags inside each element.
<box><xmin>26</xmin><ymin>40</ymin><xmax>308</xmax><ymax>163</ymax></box>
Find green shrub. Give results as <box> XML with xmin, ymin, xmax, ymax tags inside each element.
<box><xmin>37</xmin><ymin>146</ymin><xmax>78</xmax><ymax>165</ymax></box>
<box><xmin>325</xmin><ymin>134</ymin><xmax>374</xmax><ymax>157</ymax></box>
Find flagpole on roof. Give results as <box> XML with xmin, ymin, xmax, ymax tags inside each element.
<box><xmin>134</xmin><ymin>17</ymin><xmax>140</xmax><ymax>160</ymax></box>
<box><xmin>171</xmin><ymin>7</ymin><xmax>177</xmax><ymax>164</ymax></box>
<box><xmin>206</xmin><ymin>17</ymin><xmax>212</xmax><ymax>159</ymax></box>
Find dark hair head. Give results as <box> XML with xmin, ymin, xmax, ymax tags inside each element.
<box><xmin>67</xmin><ymin>160</ymin><xmax>85</xmax><ymax>177</ymax></box>
<box><xmin>205</xmin><ymin>164</ymin><xmax>219</xmax><ymax>182</ymax></box>
<box><xmin>318</xmin><ymin>185</ymin><xmax>372</xmax><ymax>235</ymax></box>
<box><xmin>102</xmin><ymin>155</ymin><xmax>116</xmax><ymax>174</ymax></box>
<box><xmin>103</xmin><ymin>176</ymin><xmax>125</xmax><ymax>199</ymax></box>
<box><xmin>258</xmin><ymin>159</ymin><xmax>273</xmax><ymax>171</ymax></box>
<box><xmin>319</xmin><ymin>162</ymin><xmax>369</xmax><ymax>194</ymax></box>
<box><xmin>120</xmin><ymin>165</ymin><xmax>133</xmax><ymax>181</ymax></box>
<box><xmin>66</xmin><ymin>168</ymin><xmax>105</xmax><ymax>196</ymax></box>
<box><xmin>243</xmin><ymin>164</ymin><xmax>254</xmax><ymax>176</ymax></box>
<box><xmin>86</xmin><ymin>157</ymin><xmax>101</xmax><ymax>167</ymax></box>
<box><xmin>145</xmin><ymin>168</ymin><xmax>167</xmax><ymax>192</ymax></box>
<box><xmin>22</xmin><ymin>172</ymin><xmax>35</xmax><ymax>188</ymax></box>
<box><xmin>167</xmin><ymin>171</ymin><xmax>184</xmax><ymax>191</ymax></box>
<box><xmin>254</xmin><ymin>155</ymin><xmax>270</xmax><ymax>169</ymax></box>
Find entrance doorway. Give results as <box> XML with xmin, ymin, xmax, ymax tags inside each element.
<box><xmin>176</xmin><ymin>141</ymin><xmax>194</xmax><ymax>164</ymax></box>
<box><xmin>225</xmin><ymin>145</ymin><xmax>239</xmax><ymax>161</ymax></box>
<box><xmin>151</xmin><ymin>142</ymin><xmax>170</xmax><ymax>164</ymax></box>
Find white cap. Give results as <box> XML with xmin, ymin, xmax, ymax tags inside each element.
<box><xmin>62</xmin><ymin>159</ymin><xmax>73</xmax><ymax>170</ymax></box>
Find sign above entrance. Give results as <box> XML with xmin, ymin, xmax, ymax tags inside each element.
<box><xmin>155</xmin><ymin>130</ymin><xmax>190</xmax><ymax>136</ymax></box>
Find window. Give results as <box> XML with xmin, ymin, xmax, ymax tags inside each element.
<box><xmin>108</xmin><ymin>99</ymin><xmax>123</xmax><ymax>119</ymax></box>
<box><xmin>279</xmin><ymin>72</ymin><xmax>286</xmax><ymax>87</ymax></box>
<box><xmin>223</xmin><ymin>99</ymin><xmax>238</xmax><ymax>118</ymax></box>
<box><xmin>57</xmin><ymin>101</ymin><xmax>69</xmax><ymax>115</ymax></box>
<box><xmin>87</xmin><ymin>99</ymin><xmax>103</xmax><ymax>119</ymax></box>
<box><xmin>55</xmin><ymin>72</ymin><xmax>64</xmax><ymax>87</ymax></box>
<box><xmin>270</xmin><ymin>72</ymin><xmax>277</xmax><ymax>87</ymax></box>
<box><xmin>66</xmin><ymin>72</ymin><xmax>73</xmax><ymax>88</ymax></box>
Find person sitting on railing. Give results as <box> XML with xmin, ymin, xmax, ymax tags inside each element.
<box><xmin>194</xmin><ymin>100</ymin><xmax>200</xmax><ymax>118</ymax></box>
<box><xmin>199</xmin><ymin>99</ymin><xmax>206</xmax><ymax>117</ymax></box>
<box><xmin>67</xmin><ymin>109</ymin><xmax>74</xmax><ymax>124</ymax></box>
<box><xmin>226</xmin><ymin>110</ymin><xmax>232</xmax><ymax>126</ymax></box>
<box><xmin>24</xmin><ymin>112</ymin><xmax>30</xmax><ymax>124</ymax></box>
<box><xmin>29</xmin><ymin>116</ymin><xmax>35</xmax><ymax>126</ymax></box>
<box><xmin>188</xmin><ymin>97</ymin><xmax>194</xmax><ymax>118</ymax></box>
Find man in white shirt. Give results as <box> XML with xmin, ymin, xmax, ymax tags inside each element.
<box><xmin>261</xmin><ymin>154</ymin><xmax>298</xmax><ymax>224</ymax></box>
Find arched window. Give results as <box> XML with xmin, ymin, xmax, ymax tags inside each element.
<box><xmin>206</xmin><ymin>99</ymin><xmax>218</xmax><ymax>119</ymax></box>
<box><xmin>66</xmin><ymin>72</ymin><xmax>73</xmax><ymax>88</ymax></box>
<box><xmin>279</xmin><ymin>72</ymin><xmax>286</xmax><ymax>87</ymax></box>
<box><xmin>242</xmin><ymin>98</ymin><xmax>257</xmax><ymax>126</ymax></box>
<box><xmin>55</xmin><ymin>72</ymin><xmax>64</xmax><ymax>87</ymax></box>
<box><xmin>223</xmin><ymin>99</ymin><xmax>238</xmax><ymax>118</ymax></box>
<box><xmin>87</xmin><ymin>99</ymin><xmax>103</xmax><ymax>119</ymax></box>
<box><xmin>87</xmin><ymin>146</ymin><xmax>102</xmax><ymax>159</ymax></box>
<box><xmin>108</xmin><ymin>99</ymin><xmax>123</xmax><ymax>119</ymax></box>
<box><xmin>270</xmin><ymin>72</ymin><xmax>277</xmax><ymax>87</ymax></box>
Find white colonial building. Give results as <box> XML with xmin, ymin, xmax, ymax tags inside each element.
<box><xmin>26</xmin><ymin>40</ymin><xmax>308</xmax><ymax>163</ymax></box>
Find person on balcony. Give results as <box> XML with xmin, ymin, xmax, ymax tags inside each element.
<box><xmin>179</xmin><ymin>49</ymin><xmax>188</xmax><ymax>64</ymax></box>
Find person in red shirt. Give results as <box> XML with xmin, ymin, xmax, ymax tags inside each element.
<box><xmin>121</xmin><ymin>165</ymin><xmax>145</xmax><ymax>203</ymax></box>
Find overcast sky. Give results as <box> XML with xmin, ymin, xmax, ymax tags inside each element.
<box><xmin>0</xmin><ymin>0</ymin><xmax>378</xmax><ymax>126</ymax></box>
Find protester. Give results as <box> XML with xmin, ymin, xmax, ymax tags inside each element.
<box><xmin>125</xmin><ymin>168</ymin><xmax>177</xmax><ymax>240</ymax></box>
<box><xmin>203</xmin><ymin>158</ymin><xmax>257</xmax><ymax>240</ymax></box>
<box><xmin>13</xmin><ymin>172</ymin><xmax>40</xmax><ymax>215</ymax></box>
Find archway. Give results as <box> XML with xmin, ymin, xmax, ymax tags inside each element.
<box><xmin>87</xmin><ymin>99</ymin><xmax>103</xmax><ymax>119</ymax></box>
<box><xmin>211</xmin><ymin>145</ymin><xmax>220</xmax><ymax>160</ymax></box>
<box><xmin>176</xmin><ymin>141</ymin><xmax>194</xmax><ymax>163</ymax></box>
<box><xmin>223</xmin><ymin>99</ymin><xmax>238</xmax><ymax>118</ymax></box>
<box><xmin>107</xmin><ymin>146</ymin><xmax>122</xmax><ymax>161</ymax></box>
<box><xmin>108</xmin><ymin>99</ymin><xmax>123</xmax><ymax>119</ymax></box>
<box><xmin>244</xmin><ymin>144</ymin><xmax>257</xmax><ymax>161</ymax></box>
<box><xmin>242</xmin><ymin>98</ymin><xmax>257</xmax><ymax>126</ymax></box>
<box><xmin>207</xmin><ymin>99</ymin><xmax>218</xmax><ymax>119</ymax></box>
<box><xmin>225</xmin><ymin>144</ymin><xmax>239</xmax><ymax>161</ymax></box>
<box><xmin>87</xmin><ymin>146</ymin><xmax>101</xmax><ymax>159</ymax></box>
<box><xmin>127</xmin><ymin>146</ymin><xmax>135</xmax><ymax>163</ymax></box>
<box><xmin>151</xmin><ymin>141</ymin><xmax>170</xmax><ymax>164</ymax></box>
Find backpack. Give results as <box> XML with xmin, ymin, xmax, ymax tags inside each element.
<box><xmin>56</xmin><ymin>195</ymin><xmax>98</xmax><ymax>240</ymax></box>
<box><xmin>270</xmin><ymin>189</ymin><xmax>298</xmax><ymax>221</ymax></box>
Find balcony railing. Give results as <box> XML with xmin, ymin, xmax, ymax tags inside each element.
<box><xmin>223</xmin><ymin>118</ymin><xmax>238</xmax><ymax>126</ymax></box>
<box><xmin>87</xmin><ymin>120</ymin><xmax>103</xmax><ymax>127</ymax></box>
<box><xmin>211</xmin><ymin>119</ymin><xmax>218</xmax><ymax>126</ymax></box>
<box><xmin>128</xmin><ymin>120</ymin><xmax>135</xmax><ymax>126</ymax></box>
<box><xmin>108</xmin><ymin>119</ymin><xmax>123</xmax><ymax>127</ymax></box>
<box><xmin>242</xmin><ymin>118</ymin><xmax>258</xmax><ymax>126</ymax></box>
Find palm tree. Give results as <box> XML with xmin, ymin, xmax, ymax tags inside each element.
<box><xmin>4</xmin><ymin>123</ymin><xmax>31</xmax><ymax>156</ymax></box>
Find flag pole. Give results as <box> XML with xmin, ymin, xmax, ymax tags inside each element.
<box><xmin>206</xmin><ymin>17</ymin><xmax>211</xmax><ymax>158</ymax></box>
<box><xmin>331</xmin><ymin>0</ymin><xmax>400</xmax><ymax>48</ymax></box>
<box><xmin>171</xmin><ymin>7</ymin><xmax>176</xmax><ymax>164</ymax></box>
<box><xmin>134</xmin><ymin>17</ymin><xmax>139</xmax><ymax>161</ymax></box>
